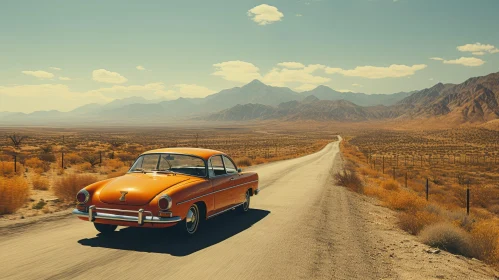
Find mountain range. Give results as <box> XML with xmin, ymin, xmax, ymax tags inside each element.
<box><xmin>208</xmin><ymin>72</ymin><xmax>499</xmax><ymax>124</ymax></box>
<box><xmin>1</xmin><ymin>71</ymin><xmax>499</xmax><ymax>125</ymax></box>
<box><xmin>0</xmin><ymin>80</ymin><xmax>412</xmax><ymax>125</ymax></box>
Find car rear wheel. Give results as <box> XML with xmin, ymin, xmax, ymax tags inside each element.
<box><xmin>94</xmin><ymin>223</ymin><xmax>117</xmax><ymax>235</ymax></box>
<box><xmin>238</xmin><ymin>190</ymin><xmax>250</xmax><ymax>213</ymax></box>
<box><xmin>184</xmin><ymin>204</ymin><xmax>200</xmax><ymax>235</ymax></box>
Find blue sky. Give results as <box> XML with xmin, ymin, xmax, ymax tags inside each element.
<box><xmin>1</xmin><ymin>0</ymin><xmax>499</xmax><ymax>112</ymax></box>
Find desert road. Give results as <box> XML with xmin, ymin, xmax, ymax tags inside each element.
<box><xmin>1</xmin><ymin>139</ymin><xmax>468</xmax><ymax>280</ymax></box>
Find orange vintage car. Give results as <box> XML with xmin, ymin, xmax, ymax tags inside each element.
<box><xmin>72</xmin><ymin>148</ymin><xmax>259</xmax><ymax>235</ymax></box>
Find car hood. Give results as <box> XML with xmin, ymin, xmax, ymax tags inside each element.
<box><xmin>99</xmin><ymin>173</ymin><xmax>191</xmax><ymax>206</ymax></box>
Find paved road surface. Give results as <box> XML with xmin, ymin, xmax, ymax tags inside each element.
<box><xmin>0</xmin><ymin>140</ymin><xmax>393</xmax><ymax>280</ymax></box>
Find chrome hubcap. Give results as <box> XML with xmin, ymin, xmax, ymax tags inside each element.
<box><xmin>186</xmin><ymin>205</ymin><xmax>199</xmax><ymax>233</ymax></box>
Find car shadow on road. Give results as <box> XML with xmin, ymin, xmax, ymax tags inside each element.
<box><xmin>77</xmin><ymin>209</ymin><xmax>270</xmax><ymax>256</ymax></box>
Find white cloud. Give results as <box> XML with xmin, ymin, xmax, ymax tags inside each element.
<box><xmin>325</xmin><ymin>64</ymin><xmax>427</xmax><ymax>79</ymax></box>
<box><xmin>262</xmin><ymin>65</ymin><xmax>330</xmax><ymax>86</ymax></box>
<box><xmin>22</xmin><ymin>70</ymin><xmax>54</xmax><ymax>79</ymax></box>
<box><xmin>173</xmin><ymin>84</ymin><xmax>216</xmax><ymax>98</ymax></box>
<box><xmin>0</xmin><ymin>81</ymin><xmax>216</xmax><ymax>112</ymax></box>
<box><xmin>294</xmin><ymin>84</ymin><xmax>317</xmax><ymax>92</ymax></box>
<box><xmin>304</xmin><ymin>64</ymin><xmax>326</xmax><ymax>73</ymax></box>
<box><xmin>136</xmin><ymin>65</ymin><xmax>146</xmax><ymax>71</ymax></box>
<box><xmin>457</xmin><ymin>42</ymin><xmax>499</xmax><ymax>54</ymax></box>
<box><xmin>0</xmin><ymin>84</ymin><xmax>110</xmax><ymax>112</ymax></box>
<box><xmin>430</xmin><ymin>57</ymin><xmax>444</xmax><ymax>61</ymax></box>
<box><xmin>296</xmin><ymin>14</ymin><xmax>303</xmax><ymax>17</ymax></box>
<box><xmin>247</xmin><ymin>4</ymin><xmax>284</xmax><ymax>25</ymax></box>
<box><xmin>59</xmin><ymin>77</ymin><xmax>71</xmax><ymax>81</ymax></box>
<box><xmin>335</xmin><ymin>89</ymin><xmax>352</xmax><ymax>93</ymax></box>
<box><xmin>352</xmin><ymin>83</ymin><xmax>363</xmax><ymax>87</ymax></box>
<box><xmin>49</xmin><ymin>67</ymin><xmax>61</xmax><ymax>71</ymax></box>
<box><xmin>88</xmin><ymin>82</ymin><xmax>215</xmax><ymax>100</ymax></box>
<box><xmin>277</xmin><ymin>62</ymin><xmax>305</xmax><ymax>69</ymax></box>
<box><xmin>92</xmin><ymin>69</ymin><xmax>128</xmax><ymax>84</ymax></box>
<box><xmin>88</xmin><ymin>83</ymin><xmax>167</xmax><ymax>99</ymax></box>
<box><xmin>212</xmin><ymin>61</ymin><xmax>262</xmax><ymax>83</ymax></box>
<box><xmin>442</xmin><ymin>57</ymin><xmax>485</xmax><ymax>67</ymax></box>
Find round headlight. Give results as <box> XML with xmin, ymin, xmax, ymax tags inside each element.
<box><xmin>76</xmin><ymin>189</ymin><xmax>90</xmax><ymax>204</ymax></box>
<box><xmin>158</xmin><ymin>195</ymin><xmax>172</xmax><ymax>210</ymax></box>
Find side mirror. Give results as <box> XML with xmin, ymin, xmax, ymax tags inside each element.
<box><xmin>237</xmin><ymin>168</ymin><xmax>242</xmax><ymax>173</ymax></box>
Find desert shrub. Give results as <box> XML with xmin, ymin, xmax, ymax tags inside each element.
<box><xmin>235</xmin><ymin>157</ymin><xmax>252</xmax><ymax>167</ymax></box>
<box><xmin>77</xmin><ymin>162</ymin><xmax>94</xmax><ymax>172</ymax></box>
<box><xmin>384</xmin><ymin>190</ymin><xmax>426</xmax><ymax>211</ymax></box>
<box><xmin>32</xmin><ymin>199</ymin><xmax>47</xmax><ymax>210</ymax></box>
<box><xmin>82</xmin><ymin>153</ymin><xmax>100</xmax><ymax>167</ymax></box>
<box><xmin>64</xmin><ymin>153</ymin><xmax>83</xmax><ymax>165</ymax></box>
<box><xmin>0</xmin><ymin>161</ymin><xmax>23</xmax><ymax>177</ymax></box>
<box><xmin>24</xmin><ymin>157</ymin><xmax>43</xmax><ymax>169</ymax></box>
<box><xmin>363</xmin><ymin>184</ymin><xmax>386</xmax><ymax>199</ymax></box>
<box><xmin>398</xmin><ymin>210</ymin><xmax>441</xmax><ymax>235</ymax></box>
<box><xmin>0</xmin><ymin>175</ymin><xmax>30</xmax><ymax>214</ymax></box>
<box><xmin>470</xmin><ymin>220</ymin><xmax>499</xmax><ymax>264</ymax></box>
<box><xmin>25</xmin><ymin>157</ymin><xmax>51</xmax><ymax>173</ymax></box>
<box><xmin>117</xmin><ymin>152</ymin><xmax>136</xmax><ymax>163</ymax></box>
<box><xmin>358</xmin><ymin>167</ymin><xmax>378</xmax><ymax>177</ymax></box>
<box><xmin>38</xmin><ymin>153</ymin><xmax>56</xmax><ymax>163</ymax></box>
<box><xmin>32</xmin><ymin>174</ymin><xmax>50</xmax><ymax>190</ymax></box>
<box><xmin>488</xmin><ymin>205</ymin><xmax>499</xmax><ymax>215</ymax></box>
<box><xmin>381</xmin><ymin>179</ymin><xmax>400</xmax><ymax>191</ymax></box>
<box><xmin>103</xmin><ymin>158</ymin><xmax>125</xmax><ymax>170</ymax></box>
<box><xmin>419</xmin><ymin>222</ymin><xmax>473</xmax><ymax>257</ymax></box>
<box><xmin>53</xmin><ymin>174</ymin><xmax>98</xmax><ymax>201</ymax></box>
<box><xmin>253</xmin><ymin>157</ymin><xmax>267</xmax><ymax>165</ymax></box>
<box><xmin>334</xmin><ymin>168</ymin><xmax>363</xmax><ymax>193</ymax></box>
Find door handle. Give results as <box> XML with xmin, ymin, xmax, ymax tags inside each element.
<box><xmin>230</xmin><ymin>177</ymin><xmax>235</xmax><ymax>181</ymax></box>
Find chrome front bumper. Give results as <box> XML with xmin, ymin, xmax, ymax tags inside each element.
<box><xmin>72</xmin><ymin>205</ymin><xmax>182</xmax><ymax>225</ymax></box>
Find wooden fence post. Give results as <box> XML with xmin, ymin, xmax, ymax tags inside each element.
<box><xmin>466</xmin><ymin>182</ymin><xmax>470</xmax><ymax>215</ymax></box>
<box><xmin>426</xmin><ymin>178</ymin><xmax>429</xmax><ymax>201</ymax></box>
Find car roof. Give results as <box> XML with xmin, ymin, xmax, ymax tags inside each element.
<box><xmin>141</xmin><ymin>148</ymin><xmax>226</xmax><ymax>160</ymax></box>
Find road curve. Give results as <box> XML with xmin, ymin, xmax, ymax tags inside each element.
<box><xmin>0</xmin><ymin>140</ymin><xmax>392</xmax><ymax>280</ymax></box>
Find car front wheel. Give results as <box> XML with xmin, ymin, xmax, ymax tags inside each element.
<box><xmin>94</xmin><ymin>223</ymin><xmax>117</xmax><ymax>235</ymax></box>
<box><xmin>184</xmin><ymin>204</ymin><xmax>200</xmax><ymax>235</ymax></box>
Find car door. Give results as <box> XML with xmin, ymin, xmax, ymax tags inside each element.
<box><xmin>222</xmin><ymin>155</ymin><xmax>243</xmax><ymax>208</ymax></box>
<box><xmin>209</xmin><ymin>155</ymin><xmax>234</xmax><ymax>212</ymax></box>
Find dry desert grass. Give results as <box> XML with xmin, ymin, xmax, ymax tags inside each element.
<box><xmin>338</xmin><ymin>133</ymin><xmax>499</xmax><ymax>267</ymax></box>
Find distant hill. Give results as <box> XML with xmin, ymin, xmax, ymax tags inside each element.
<box><xmin>398</xmin><ymin>72</ymin><xmax>499</xmax><ymax>123</ymax></box>
<box><xmin>0</xmin><ymin>80</ymin><xmax>411</xmax><ymax>125</ymax></box>
<box><xmin>208</xmin><ymin>72</ymin><xmax>499</xmax><ymax>123</ymax></box>
<box><xmin>3</xmin><ymin>72</ymin><xmax>499</xmax><ymax>125</ymax></box>
<box><xmin>301</xmin><ymin>86</ymin><xmax>413</xmax><ymax>106</ymax></box>
<box><xmin>207</xmin><ymin>99</ymin><xmax>398</xmax><ymax>122</ymax></box>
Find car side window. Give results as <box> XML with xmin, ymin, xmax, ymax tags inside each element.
<box><xmin>223</xmin><ymin>156</ymin><xmax>238</xmax><ymax>174</ymax></box>
<box><xmin>210</xmin><ymin>155</ymin><xmax>226</xmax><ymax>176</ymax></box>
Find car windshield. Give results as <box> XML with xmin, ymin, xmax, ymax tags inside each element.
<box><xmin>129</xmin><ymin>153</ymin><xmax>207</xmax><ymax>177</ymax></box>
